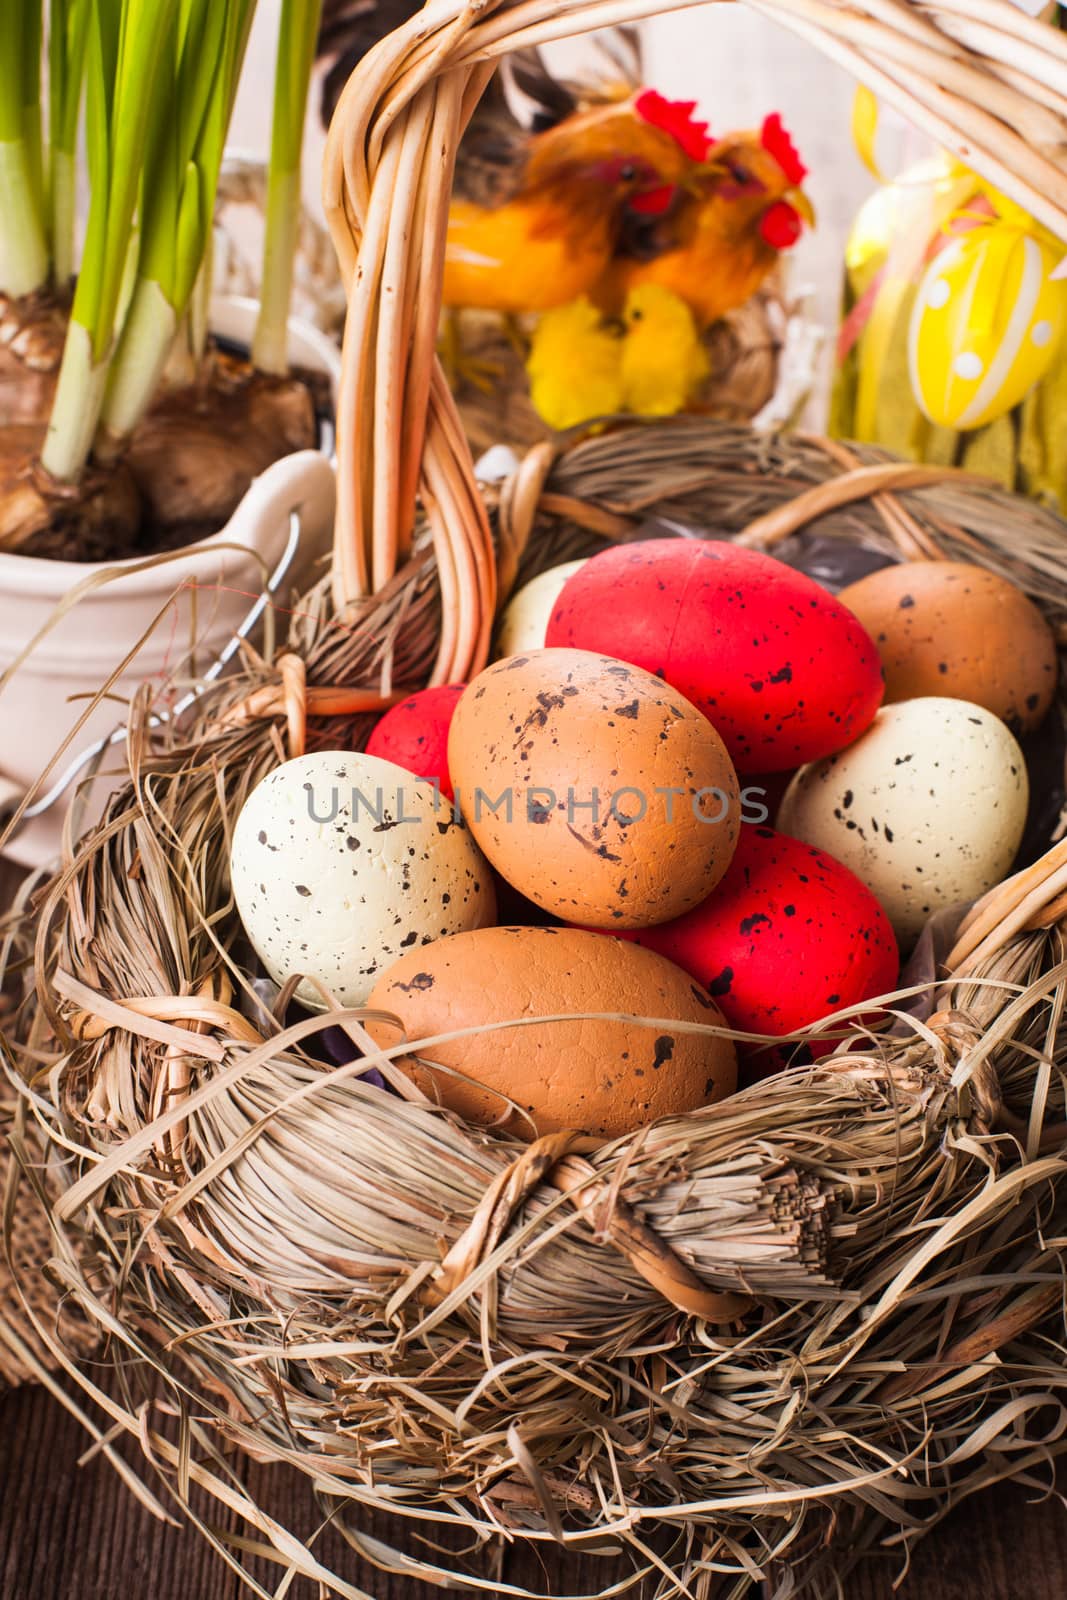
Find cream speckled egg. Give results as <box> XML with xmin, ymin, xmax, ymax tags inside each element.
<box><xmin>495</xmin><ymin>560</ymin><xmax>587</xmax><ymax>658</ymax></box>
<box><xmin>777</xmin><ymin>698</ymin><xmax>1028</xmax><ymax>944</ymax></box>
<box><xmin>230</xmin><ymin>750</ymin><xmax>495</xmax><ymax>1008</ymax></box>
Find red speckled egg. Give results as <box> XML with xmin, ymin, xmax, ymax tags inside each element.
<box><xmin>545</xmin><ymin>540</ymin><xmax>884</xmax><ymax>772</ymax></box>
<box><xmin>365</xmin><ymin>684</ymin><xmax>464</xmax><ymax>800</ymax></box>
<box><xmin>598</xmin><ymin>824</ymin><xmax>899</xmax><ymax>1044</ymax></box>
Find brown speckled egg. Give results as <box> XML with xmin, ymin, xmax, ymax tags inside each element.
<box><xmin>839</xmin><ymin>560</ymin><xmax>1058</xmax><ymax>734</ymax></box>
<box><xmin>364</xmin><ymin>925</ymin><xmax>736</xmax><ymax>1140</ymax></box>
<box><xmin>448</xmin><ymin>648</ymin><xmax>740</xmax><ymax>927</ymax></box>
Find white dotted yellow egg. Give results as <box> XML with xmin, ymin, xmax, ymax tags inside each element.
<box><xmin>909</xmin><ymin>224</ymin><xmax>1067</xmax><ymax>430</ymax></box>
<box><xmin>230</xmin><ymin>750</ymin><xmax>496</xmax><ymax>1008</ymax></box>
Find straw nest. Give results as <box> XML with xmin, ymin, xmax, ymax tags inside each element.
<box><xmin>3</xmin><ymin>418</ymin><xmax>1067</xmax><ymax>1598</ymax></box>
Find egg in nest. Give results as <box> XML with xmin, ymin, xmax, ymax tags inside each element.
<box><xmin>230</xmin><ymin>750</ymin><xmax>495</xmax><ymax>1007</ymax></box>
<box><xmin>839</xmin><ymin>560</ymin><xmax>1057</xmax><ymax>735</ymax></box>
<box><xmin>495</xmin><ymin>560</ymin><xmax>588</xmax><ymax>658</ymax></box>
<box><xmin>448</xmin><ymin>647</ymin><xmax>740</xmax><ymax>927</ymax></box>
<box><xmin>546</xmin><ymin>540</ymin><xmax>884</xmax><ymax>772</ymax></box>
<box><xmin>365</xmin><ymin>925</ymin><xmax>736</xmax><ymax>1140</ymax></box>
<box><xmin>778</xmin><ymin>698</ymin><xmax>1028</xmax><ymax>943</ymax></box>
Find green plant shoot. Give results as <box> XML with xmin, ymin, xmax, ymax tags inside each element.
<box><xmin>49</xmin><ymin>0</ymin><xmax>93</xmax><ymax>283</ymax></box>
<box><xmin>0</xmin><ymin>0</ymin><xmax>48</xmax><ymax>296</ymax></box>
<box><xmin>252</xmin><ymin>0</ymin><xmax>323</xmax><ymax>375</ymax></box>
<box><xmin>41</xmin><ymin>0</ymin><xmax>180</xmax><ymax>481</ymax></box>
<box><xmin>98</xmin><ymin>0</ymin><xmax>258</xmax><ymax>453</ymax></box>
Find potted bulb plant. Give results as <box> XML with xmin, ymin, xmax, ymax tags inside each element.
<box><xmin>0</xmin><ymin>0</ymin><xmax>336</xmax><ymax>865</ymax></box>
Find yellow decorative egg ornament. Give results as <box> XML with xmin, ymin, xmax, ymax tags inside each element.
<box><xmin>908</xmin><ymin>221</ymin><xmax>1067</xmax><ymax>430</ymax></box>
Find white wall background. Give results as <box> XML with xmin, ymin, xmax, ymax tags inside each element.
<box><xmin>643</xmin><ymin>11</ymin><xmax>928</xmax><ymax>343</ymax></box>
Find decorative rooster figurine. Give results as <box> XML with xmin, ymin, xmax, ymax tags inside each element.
<box><xmin>442</xmin><ymin>89</ymin><xmax>712</xmax><ymax>315</ymax></box>
<box><xmin>597</xmin><ymin>112</ymin><xmax>814</xmax><ymax>328</ymax></box>
<box><xmin>523</xmin><ymin>111</ymin><xmax>813</xmax><ymax>433</ymax></box>
<box><xmin>320</xmin><ymin>6</ymin><xmax>701</xmax><ymax>309</ymax></box>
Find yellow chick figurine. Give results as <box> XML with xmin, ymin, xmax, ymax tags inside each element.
<box><xmin>620</xmin><ymin>283</ymin><xmax>710</xmax><ymax>416</ymax></box>
<box><xmin>525</xmin><ymin>296</ymin><xmax>625</xmax><ymax>430</ymax></box>
<box><xmin>526</xmin><ymin>285</ymin><xmax>710</xmax><ymax>430</ymax></box>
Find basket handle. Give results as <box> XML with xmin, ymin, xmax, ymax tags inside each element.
<box><xmin>737</xmin><ymin>459</ymin><xmax>978</xmax><ymax>550</ymax></box>
<box><xmin>322</xmin><ymin>0</ymin><xmax>1067</xmax><ymax>687</ymax></box>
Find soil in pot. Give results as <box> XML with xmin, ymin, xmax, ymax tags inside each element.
<box><xmin>0</xmin><ymin>287</ymin><xmax>70</xmax><ymax>427</ymax></box>
<box><xmin>0</xmin><ymin>327</ymin><xmax>327</xmax><ymax>563</ymax></box>
<box><xmin>0</xmin><ymin>424</ymin><xmax>142</xmax><ymax>558</ymax></box>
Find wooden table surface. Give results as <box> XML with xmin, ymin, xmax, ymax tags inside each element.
<box><xmin>1</xmin><ymin>1368</ymin><xmax>1064</xmax><ymax>1600</ymax></box>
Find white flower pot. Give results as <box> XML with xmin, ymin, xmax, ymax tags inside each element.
<box><xmin>0</xmin><ymin>295</ymin><xmax>340</xmax><ymax>867</ymax></box>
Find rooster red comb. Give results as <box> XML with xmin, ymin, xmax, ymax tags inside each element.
<box><xmin>761</xmin><ymin>112</ymin><xmax>807</xmax><ymax>184</ymax></box>
<box><xmin>634</xmin><ymin>89</ymin><xmax>713</xmax><ymax>162</ymax></box>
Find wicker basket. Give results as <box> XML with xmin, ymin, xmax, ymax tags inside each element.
<box><xmin>7</xmin><ymin>3</ymin><xmax>1067</xmax><ymax>1597</ymax></box>
<box><xmin>214</xmin><ymin>158</ymin><xmax>807</xmax><ymax>453</ymax></box>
